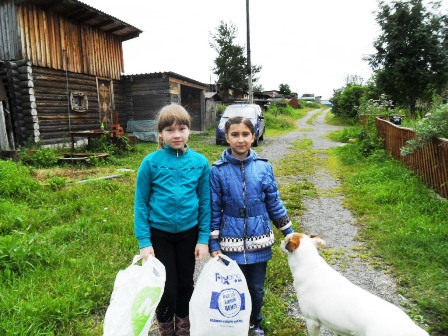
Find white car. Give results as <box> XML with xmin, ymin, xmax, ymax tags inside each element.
<box><xmin>215</xmin><ymin>104</ymin><xmax>266</xmax><ymax>146</ymax></box>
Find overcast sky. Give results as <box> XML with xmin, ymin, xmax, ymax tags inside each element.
<box><xmin>84</xmin><ymin>0</ymin><xmax>382</xmax><ymax>100</ymax></box>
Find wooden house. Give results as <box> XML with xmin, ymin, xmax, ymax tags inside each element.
<box><xmin>122</xmin><ymin>72</ymin><xmax>208</xmax><ymax>132</ymax></box>
<box><xmin>0</xmin><ymin>0</ymin><xmax>143</xmax><ymax>146</ymax></box>
<box><xmin>0</xmin><ymin>0</ymin><xmax>213</xmax><ymax>148</ymax></box>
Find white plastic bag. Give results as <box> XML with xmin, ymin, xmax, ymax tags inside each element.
<box><xmin>103</xmin><ymin>255</ymin><xmax>166</xmax><ymax>336</ymax></box>
<box><xmin>189</xmin><ymin>254</ymin><xmax>252</xmax><ymax>336</ymax></box>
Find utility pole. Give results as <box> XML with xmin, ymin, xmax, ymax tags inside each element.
<box><xmin>246</xmin><ymin>0</ymin><xmax>253</xmax><ymax>104</ymax></box>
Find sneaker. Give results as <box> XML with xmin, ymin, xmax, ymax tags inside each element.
<box><xmin>249</xmin><ymin>325</ymin><xmax>265</xmax><ymax>336</ymax></box>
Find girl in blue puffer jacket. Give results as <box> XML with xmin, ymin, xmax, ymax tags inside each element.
<box><xmin>209</xmin><ymin>116</ymin><xmax>294</xmax><ymax>336</ymax></box>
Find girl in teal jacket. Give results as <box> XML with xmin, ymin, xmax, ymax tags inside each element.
<box><xmin>134</xmin><ymin>103</ymin><xmax>210</xmax><ymax>336</ymax></box>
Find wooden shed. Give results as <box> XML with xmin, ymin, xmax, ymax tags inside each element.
<box><xmin>122</xmin><ymin>72</ymin><xmax>208</xmax><ymax>132</ymax></box>
<box><xmin>204</xmin><ymin>91</ymin><xmax>223</xmax><ymax>128</ymax></box>
<box><xmin>0</xmin><ymin>0</ymin><xmax>142</xmax><ymax>146</ymax></box>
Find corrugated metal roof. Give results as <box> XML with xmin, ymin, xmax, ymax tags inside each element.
<box><xmin>14</xmin><ymin>0</ymin><xmax>142</xmax><ymax>41</ymax></box>
<box><xmin>204</xmin><ymin>92</ymin><xmax>223</xmax><ymax>100</ymax></box>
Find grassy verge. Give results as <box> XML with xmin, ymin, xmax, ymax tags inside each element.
<box><xmin>0</xmin><ymin>105</ymin><xmax>307</xmax><ymax>335</ymax></box>
<box><xmin>1</xmin><ymin>106</ymin><xmax>445</xmax><ymax>335</ymax></box>
<box><xmin>328</xmin><ymin>122</ymin><xmax>448</xmax><ymax>335</ymax></box>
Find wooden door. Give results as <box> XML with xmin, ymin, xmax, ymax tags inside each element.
<box><xmin>97</xmin><ymin>79</ymin><xmax>112</xmax><ymax>129</ymax></box>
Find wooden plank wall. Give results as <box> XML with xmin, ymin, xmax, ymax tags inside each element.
<box><xmin>181</xmin><ymin>85</ymin><xmax>202</xmax><ymax>131</ymax></box>
<box><xmin>0</xmin><ymin>0</ymin><xmax>21</xmax><ymax>60</ymax></box>
<box><xmin>15</xmin><ymin>2</ymin><xmax>124</xmax><ymax>80</ymax></box>
<box><xmin>112</xmin><ymin>79</ymin><xmax>128</xmax><ymax>126</ymax></box>
<box><xmin>376</xmin><ymin>117</ymin><xmax>448</xmax><ymax>199</ymax></box>
<box><xmin>124</xmin><ymin>76</ymin><xmax>174</xmax><ymax>122</ymax></box>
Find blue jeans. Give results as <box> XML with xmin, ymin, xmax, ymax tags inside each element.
<box><xmin>239</xmin><ymin>262</ymin><xmax>267</xmax><ymax>327</ymax></box>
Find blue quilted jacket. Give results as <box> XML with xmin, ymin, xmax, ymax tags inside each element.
<box><xmin>209</xmin><ymin>148</ymin><xmax>293</xmax><ymax>264</ymax></box>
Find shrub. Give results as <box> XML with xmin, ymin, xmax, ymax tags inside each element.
<box><xmin>20</xmin><ymin>148</ymin><xmax>60</xmax><ymax>167</ymax></box>
<box><xmin>400</xmin><ymin>104</ymin><xmax>448</xmax><ymax>156</ymax></box>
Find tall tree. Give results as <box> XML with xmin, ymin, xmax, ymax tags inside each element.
<box><xmin>330</xmin><ymin>84</ymin><xmax>367</xmax><ymax>118</ymax></box>
<box><xmin>253</xmin><ymin>84</ymin><xmax>264</xmax><ymax>93</ymax></box>
<box><xmin>367</xmin><ymin>0</ymin><xmax>448</xmax><ymax>117</ymax></box>
<box><xmin>279</xmin><ymin>83</ymin><xmax>292</xmax><ymax>96</ymax></box>
<box><xmin>209</xmin><ymin>21</ymin><xmax>261</xmax><ymax>92</ymax></box>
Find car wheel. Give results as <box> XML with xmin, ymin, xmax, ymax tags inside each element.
<box><xmin>259</xmin><ymin>128</ymin><xmax>265</xmax><ymax>141</ymax></box>
<box><xmin>216</xmin><ymin>139</ymin><xmax>221</xmax><ymax>145</ymax></box>
<box><xmin>253</xmin><ymin>135</ymin><xmax>259</xmax><ymax>147</ymax></box>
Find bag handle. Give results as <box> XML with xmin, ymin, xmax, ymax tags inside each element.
<box><xmin>132</xmin><ymin>254</ymin><xmax>166</xmax><ymax>279</ymax></box>
<box><xmin>150</xmin><ymin>257</ymin><xmax>166</xmax><ymax>278</ymax></box>
<box><xmin>213</xmin><ymin>253</ymin><xmax>235</xmax><ymax>265</ymax></box>
<box><xmin>132</xmin><ymin>254</ymin><xmax>143</xmax><ymax>265</ymax></box>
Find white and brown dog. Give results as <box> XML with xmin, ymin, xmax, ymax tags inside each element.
<box><xmin>280</xmin><ymin>233</ymin><xmax>429</xmax><ymax>336</ymax></box>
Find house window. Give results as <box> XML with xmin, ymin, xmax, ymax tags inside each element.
<box><xmin>70</xmin><ymin>92</ymin><xmax>88</xmax><ymax>112</ymax></box>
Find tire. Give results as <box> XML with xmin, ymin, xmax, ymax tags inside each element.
<box><xmin>259</xmin><ymin>128</ymin><xmax>265</xmax><ymax>141</ymax></box>
<box><xmin>253</xmin><ymin>135</ymin><xmax>259</xmax><ymax>147</ymax></box>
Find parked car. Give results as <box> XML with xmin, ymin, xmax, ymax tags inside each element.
<box><xmin>215</xmin><ymin>104</ymin><xmax>265</xmax><ymax>146</ymax></box>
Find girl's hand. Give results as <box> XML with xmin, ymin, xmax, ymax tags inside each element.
<box><xmin>140</xmin><ymin>246</ymin><xmax>155</xmax><ymax>261</ymax></box>
<box><xmin>195</xmin><ymin>244</ymin><xmax>209</xmax><ymax>261</ymax></box>
<box><xmin>210</xmin><ymin>250</ymin><xmax>222</xmax><ymax>258</ymax></box>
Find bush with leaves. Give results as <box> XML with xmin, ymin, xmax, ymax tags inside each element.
<box><xmin>358</xmin><ymin>94</ymin><xmax>395</xmax><ymax>116</ymax></box>
<box><xmin>20</xmin><ymin>148</ymin><xmax>60</xmax><ymax>168</ymax></box>
<box><xmin>400</xmin><ymin>104</ymin><xmax>448</xmax><ymax>156</ymax></box>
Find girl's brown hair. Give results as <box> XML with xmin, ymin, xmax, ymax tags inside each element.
<box><xmin>156</xmin><ymin>103</ymin><xmax>191</xmax><ymax>148</ymax></box>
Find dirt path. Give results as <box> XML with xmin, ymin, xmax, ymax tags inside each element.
<box><xmin>259</xmin><ymin>108</ymin><xmax>415</xmax><ymax>335</ymax></box>
<box><xmin>151</xmin><ymin>109</ymin><xmax>417</xmax><ymax>335</ymax></box>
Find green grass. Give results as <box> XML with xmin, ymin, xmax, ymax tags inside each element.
<box><xmin>332</xmin><ymin>144</ymin><xmax>448</xmax><ymax>334</ymax></box>
<box><xmin>0</xmin><ymin>107</ymin><xmax>446</xmax><ymax>335</ymax></box>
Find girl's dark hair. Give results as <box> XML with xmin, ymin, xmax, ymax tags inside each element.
<box><xmin>225</xmin><ymin>116</ymin><xmax>255</xmax><ymax>135</ymax></box>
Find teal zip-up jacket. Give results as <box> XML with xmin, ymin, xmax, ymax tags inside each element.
<box><xmin>134</xmin><ymin>144</ymin><xmax>211</xmax><ymax>249</ymax></box>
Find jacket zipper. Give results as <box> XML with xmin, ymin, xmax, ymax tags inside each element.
<box><xmin>175</xmin><ymin>148</ymin><xmax>180</xmax><ymax>230</ymax></box>
<box><xmin>241</xmin><ymin>160</ymin><xmax>248</xmax><ymax>264</ymax></box>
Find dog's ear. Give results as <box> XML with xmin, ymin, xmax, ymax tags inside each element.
<box><xmin>285</xmin><ymin>233</ymin><xmax>302</xmax><ymax>252</ymax></box>
<box><xmin>310</xmin><ymin>235</ymin><xmax>325</xmax><ymax>248</ymax></box>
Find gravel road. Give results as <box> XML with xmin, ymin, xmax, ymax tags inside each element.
<box><xmin>259</xmin><ymin>108</ymin><xmax>419</xmax><ymax>335</ymax></box>
<box><xmin>153</xmin><ymin>108</ymin><xmax>422</xmax><ymax>335</ymax></box>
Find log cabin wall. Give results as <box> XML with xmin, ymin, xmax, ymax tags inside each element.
<box><xmin>0</xmin><ymin>59</ymin><xmax>35</xmax><ymax>145</ymax></box>
<box><xmin>0</xmin><ymin>0</ymin><xmax>141</xmax><ymax>146</ymax></box>
<box><xmin>0</xmin><ymin>61</ymin><xmax>128</xmax><ymax>145</ymax></box>
<box><xmin>33</xmin><ymin>66</ymin><xmax>100</xmax><ymax>144</ymax></box>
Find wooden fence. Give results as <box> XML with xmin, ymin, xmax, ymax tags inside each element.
<box><xmin>373</xmin><ymin>117</ymin><xmax>448</xmax><ymax>199</ymax></box>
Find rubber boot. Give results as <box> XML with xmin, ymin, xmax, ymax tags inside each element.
<box><xmin>174</xmin><ymin>315</ymin><xmax>190</xmax><ymax>336</ymax></box>
<box><xmin>157</xmin><ymin>319</ymin><xmax>175</xmax><ymax>336</ymax></box>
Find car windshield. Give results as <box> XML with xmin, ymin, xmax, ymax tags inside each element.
<box><xmin>222</xmin><ymin>106</ymin><xmax>257</xmax><ymax>119</ymax></box>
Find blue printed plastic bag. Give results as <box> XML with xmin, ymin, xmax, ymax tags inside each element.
<box><xmin>189</xmin><ymin>254</ymin><xmax>251</xmax><ymax>336</ymax></box>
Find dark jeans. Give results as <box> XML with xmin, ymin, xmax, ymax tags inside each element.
<box><xmin>239</xmin><ymin>261</ymin><xmax>267</xmax><ymax>327</ymax></box>
<box><xmin>151</xmin><ymin>225</ymin><xmax>198</xmax><ymax>322</ymax></box>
